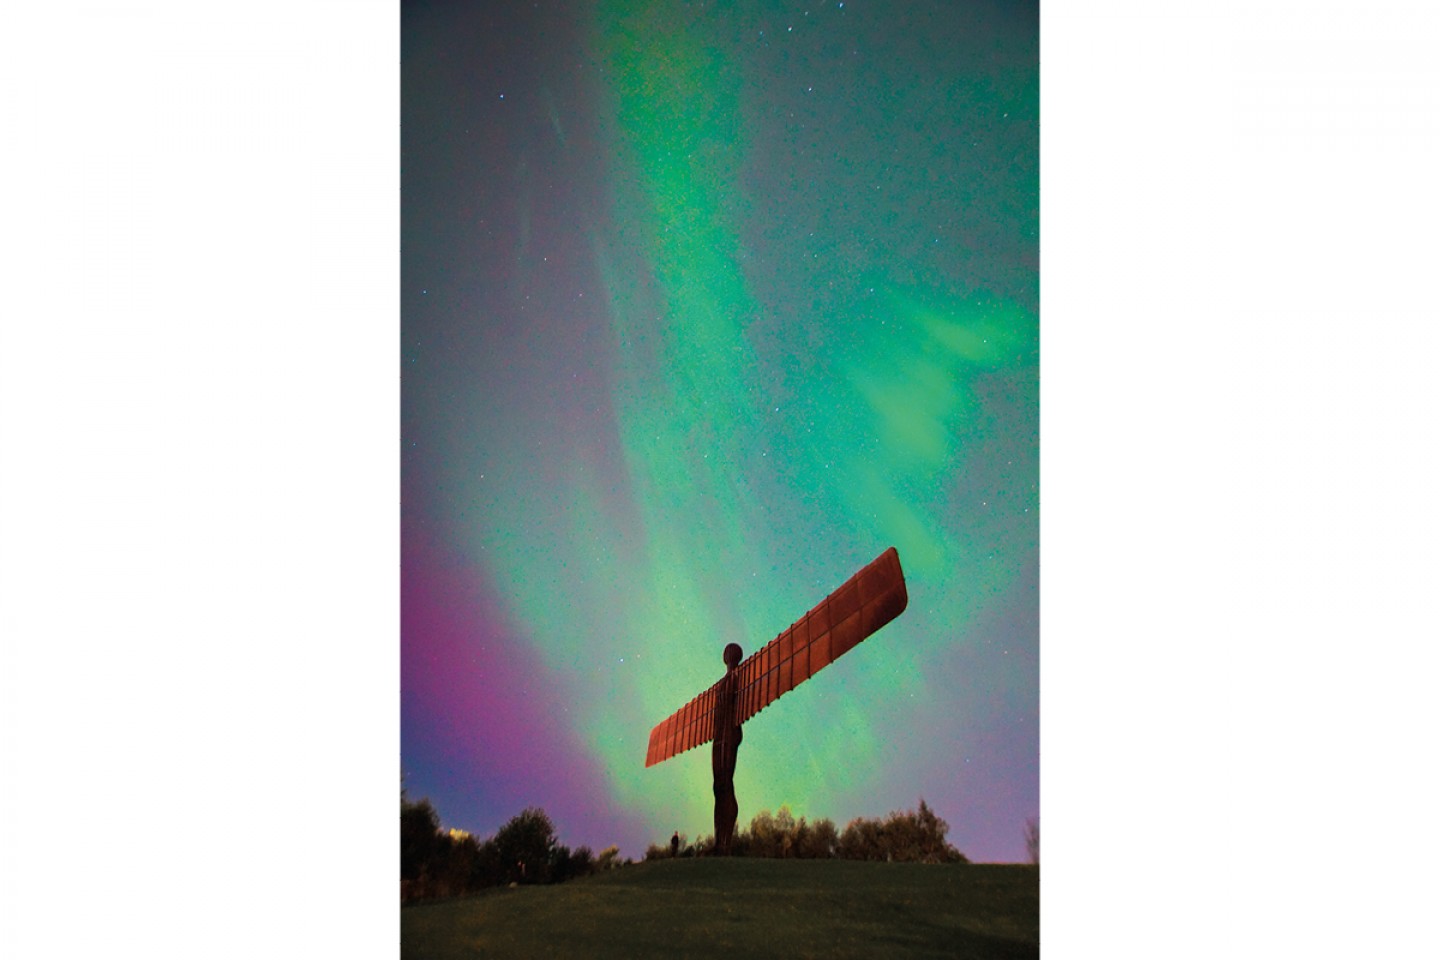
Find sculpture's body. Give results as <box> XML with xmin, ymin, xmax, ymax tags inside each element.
<box><xmin>645</xmin><ymin>547</ymin><xmax>910</xmax><ymax>855</ymax></box>
<box><xmin>711</xmin><ymin>643</ymin><xmax>744</xmax><ymax>854</ymax></box>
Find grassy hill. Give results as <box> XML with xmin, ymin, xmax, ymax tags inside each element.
<box><xmin>401</xmin><ymin>858</ymin><xmax>1038</xmax><ymax>959</ymax></box>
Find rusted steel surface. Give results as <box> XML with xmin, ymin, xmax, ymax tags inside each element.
<box><xmin>644</xmin><ymin>546</ymin><xmax>908</xmax><ymax>767</ymax></box>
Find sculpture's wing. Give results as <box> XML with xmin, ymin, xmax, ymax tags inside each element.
<box><xmin>734</xmin><ymin>546</ymin><xmax>908</xmax><ymax>725</ymax></box>
<box><xmin>644</xmin><ymin>682</ymin><xmax>719</xmax><ymax>768</ymax></box>
<box><xmin>644</xmin><ymin>546</ymin><xmax>908</xmax><ymax>767</ymax></box>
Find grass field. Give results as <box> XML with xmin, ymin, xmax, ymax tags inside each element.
<box><xmin>401</xmin><ymin>858</ymin><xmax>1038</xmax><ymax>959</ymax></box>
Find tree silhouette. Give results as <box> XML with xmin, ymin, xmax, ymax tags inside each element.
<box><xmin>492</xmin><ymin>807</ymin><xmax>559</xmax><ymax>884</ymax></box>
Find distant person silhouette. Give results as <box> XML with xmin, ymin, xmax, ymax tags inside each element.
<box><xmin>670</xmin><ymin>831</ymin><xmax>680</xmax><ymax>858</ymax></box>
<box><xmin>713</xmin><ymin>642</ymin><xmax>744</xmax><ymax>855</ymax></box>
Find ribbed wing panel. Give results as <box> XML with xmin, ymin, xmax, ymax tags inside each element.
<box><xmin>644</xmin><ymin>685</ymin><xmax>716</xmax><ymax>768</ymax></box>
<box><xmin>644</xmin><ymin>546</ymin><xmax>908</xmax><ymax>767</ymax></box>
<box><xmin>736</xmin><ymin>545</ymin><xmax>907</xmax><ymax>726</ymax></box>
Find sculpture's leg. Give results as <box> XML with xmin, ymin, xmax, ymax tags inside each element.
<box><xmin>713</xmin><ymin>778</ymin><xmax>738</xmax><ymax>854</ymax></box>
<box><xmin>712</xmin><ymin>782</ymin><xmax>726</xmax><ymax>854</ymax></box>
<box><xmin>712</xmin><ymin>736</ymin><xmax>740</xmax><ymax>855</ymax></box>
<box><xmin>721</xmin><ymin>787</ymin><xmax>738</xmax><ymax>853</ymax></box>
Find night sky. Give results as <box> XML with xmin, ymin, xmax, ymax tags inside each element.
<box><xmin>403</xmin><ymin>0</ymin><xmax>1039</xmax><ymax>862</ymax></box>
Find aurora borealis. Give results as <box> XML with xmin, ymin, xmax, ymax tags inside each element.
<box><xmin>402</xmin><ymin>0</ymin><xmax>1037</xmax><ymax>862</ymax></box>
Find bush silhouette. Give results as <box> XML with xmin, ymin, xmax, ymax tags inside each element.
<box><xmin>656</xmin><ymin>799</ymin><xmax>966</xmax><ymax>863</ymax></box>
<box><xmin>838</xmin><ymin>799</ymin><xmax>967</xmax><ymax>863</ymax></box>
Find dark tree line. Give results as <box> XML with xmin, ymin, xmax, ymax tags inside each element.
<box><xmin>646</xmin><ymin>799</ymin><xmax>969</xmax><ymax>864</ymax></box>
<box><xmin>401</xmin><ymin>796</ymin><xmax>622</xmax><ymax>902</ymax></box>
<box><xmin>404</xmin><ymin>794</ymin><xmax>975</xmax><ymax>901</ymax></box>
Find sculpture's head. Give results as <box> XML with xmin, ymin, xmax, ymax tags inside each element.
<box><xmin>722</xmin><ymin>642</ymin><xmax>743</xmax><ymax>670</ymax></box>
